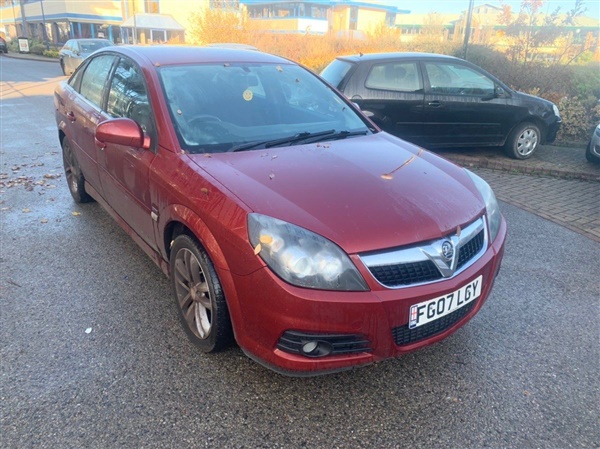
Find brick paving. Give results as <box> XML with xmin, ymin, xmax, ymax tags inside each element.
<box><xmin>471</xmin><ymin>168</ymin><xmax>600</xmax><ymax>242</ymax></box>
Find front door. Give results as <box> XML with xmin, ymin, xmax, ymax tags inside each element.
<box><xmin>98</xmin><ymin>57</ymin><xmax>157</xmax><ymax>249</ymax></box>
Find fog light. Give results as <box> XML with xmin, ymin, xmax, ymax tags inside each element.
<box><xmin>300</xmin><ymin>340</ymin><xmax>333</xmax><ymax>357</ymax></box>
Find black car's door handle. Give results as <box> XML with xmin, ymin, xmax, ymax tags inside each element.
<box><xmin>427</xmin><ymin>101</ymin><xmax>442</xmax><ymax>107</ymax></box>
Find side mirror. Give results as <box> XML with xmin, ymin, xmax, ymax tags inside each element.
<box><xmin>95</xmin><ymin>118</ymin><xmax>150</xmax><ymax>150</ymax></box>
<box><xmin>495</xmin><ymin>86</ymin><xmax>505</xmax><ymax>97</ymax></box>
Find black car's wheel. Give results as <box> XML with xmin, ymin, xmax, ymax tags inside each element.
<box><xmin>505</xmin><ymin>122</ymin><xmax>541</xmax><ymax>160</ymax></box>
<box><xmin>170</xmin><ymin>234</ymin><xmax>233</xmax><ymax>353</ymax></box>
<box><xmin>62</xmin><ymin>137</ymin><xmax>93</xmax><ymax>203</ymax></box>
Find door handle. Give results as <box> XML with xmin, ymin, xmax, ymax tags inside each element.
<box><xmin>427</xmin><ymin>101</ymin><xmax>442</xmax><ymax>107</ymax></box>
<box><xmin>66</xmin><ymin>111</ymin><xmax>76</xmax><ymax>122</ymax></box>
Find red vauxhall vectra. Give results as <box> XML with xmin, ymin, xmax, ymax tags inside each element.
<box><xmin>54</xmin><ymin>46</ymin><xmax>506</xmax><ymax>376</ymax></box>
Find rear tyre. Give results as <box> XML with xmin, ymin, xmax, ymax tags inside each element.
<box><xmin>586</xmin><ymin>141</ymin><xmax>600</xmax><ymax>164</ymax></box>
<box><xmin>61</xmin><ymin>137</ymin><xmax>93</xmax><ymax>203</ymax></box>
<box><xmin>505</xmin><ymin>122</ymin><xmax>541</xmax><ymax>160</ymax></box>
<box><xmin>170</xmin><ymin>234</ymin><xmax>233</xmax><ymax>353</ymax></box>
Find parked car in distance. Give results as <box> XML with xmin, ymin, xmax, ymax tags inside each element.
<box><xmin>59</xmin><ymin>38</ymin><xmax>113</xmax><ymax>75</ymax></box>
<box><xmin>321</xmin><ymin>52</ymin><xmax>561</xmax><ymax>160</ymax></box>
<box><xmin>0</xmin><ymin>36</ymin><xmax>8</xmax><ymax>54</ymax></box>
<box><xmin>54</xmin><ymin>46</ymin><xmax>506</xmax><ymax>376</ymax></box>
<box><xmin>586</xmin><ymin>124</ymin><xmax>600</xmax><ymax>164</ymax></box>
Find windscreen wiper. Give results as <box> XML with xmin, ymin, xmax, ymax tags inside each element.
<box><xmin>228</xmin><ymin>129</ymin><xmax>336</xmax><ymax>152</ymax></box>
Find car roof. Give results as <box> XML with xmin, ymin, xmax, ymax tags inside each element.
<box><xmin>337</xmin><ymin>52</ymin><xmax>462</xmax><ymax>63</ymax></box>
<box><xmin>95</xmin><ymin>45</ymin><xmax>290</xmax><ymax>67</ymax></box>
<box><xmin>70</xmin><ymin>38</ymin><xmax>112</xmax><ymax>42</ymax></box>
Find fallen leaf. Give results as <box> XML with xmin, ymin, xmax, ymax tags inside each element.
<box><xmin>85</xmin><ymin>328</ymin><xmax>92</xmax><ymax>334</ymax></box>
<box><xmin>269</xmin><ymin>172</ymin><xmax>275</xmax><ymax>180</ymax></box>
<box><xmin>72</xmin><ymin>211</ymin><xmax>81</xmax><ymax>216</ymax></box>
<box><xmin>41</xmin><ymin>218</ymin><xmax>48</xmax><ymax>224</ymax></box>
<box><xmin>253</xmin><ymin>243</ymin><xmax>262</xmax><ymax>255</ymax></box>
<box><xmin>200</xmin><ymin>187</ymin><xmax>209</xmax><ymax>196</ymax></box>
<box><xmin>43</xmin><ymin>173</ymin><xmax>61</xmax><ymax>179</ymax></box>
<box><xmin>22</xmin><ymin>208</ymin><xmax>31</xmax><ymax>213</ymax></box>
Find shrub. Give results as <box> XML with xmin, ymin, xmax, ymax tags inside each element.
<box><xmin>557</xmin><ymin>97</ymin><xmax>599</xmax><ymax>143</ymax></box>
<box><xmin>29</xmin><ymin>43</ymin><xmax>47</xmax><ymax>55</ymax></box>
<box><xmin>43</xmin><ymin>49</ymin><xmax>59</xmax><ymax>58</ymax></box>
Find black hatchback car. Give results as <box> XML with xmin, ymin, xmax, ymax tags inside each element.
<box><xmin>321</xmin><ymin>53</ymin><xmax>561</xmax><ymax>159</ymax></box>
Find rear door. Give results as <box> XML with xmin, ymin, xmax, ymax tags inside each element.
<box><xmin>67</xmin><ymin>54</ymin><xmax>117</xmax><ymax>192</ymax></box>
<box><xmin>340</xmin><ymin>59</ymin><xmax>426</xmax><ymax>143</ymax></box>
<box><xmin>421</xmin><ymin>61</ymin><xmax>512</xmax><ymax>147</ymax></box>
<box><xmin>99</xmin><ymin>57</ymin><xmax>157</xmax><ymax>249</ymax></box>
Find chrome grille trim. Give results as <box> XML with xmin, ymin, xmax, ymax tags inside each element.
<box><xmin>359</xmin><ymin>216</ymin><xmax>488</xmax><ymax>289</ymax></box>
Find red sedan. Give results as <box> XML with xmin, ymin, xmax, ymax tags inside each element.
<box><xmin>54</xmin><ymin>46</ymin><xmax>506</xmax><ymax>376</ymax></box>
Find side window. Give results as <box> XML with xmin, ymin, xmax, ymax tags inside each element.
<box><xmin>79</xmin><ymin>55</ymin><xmax>116</xmax><ymax>108</ymax></box>
<box><xmin>425</xmin><ymin>63</ymin><xmax>494</xmax><ymax>96</ymax></box>
<box><xmin>107</xmin><ymin>58</ymin><xmax>153</xmax><ymax>135</ymax></box>
<box><xmin>365</xmin><ymin>62</ymin><xmax>422</xmax><ymax>93</ymax></box>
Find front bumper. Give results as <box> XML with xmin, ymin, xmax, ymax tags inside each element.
<box><xmin>229</xmin><ymin>217</ymin><xmax>507</xmax><ymax>376</ymax></box>
<box><xmin>544</xmin><ymin>119</ymin><xmax>561</xmax><ymax>144</ymax></box>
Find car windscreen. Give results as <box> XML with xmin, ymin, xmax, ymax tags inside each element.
<box><xmin>320</xmin><ymin>59</ymin><xmax>354</xmax><ymax>89</ymax></box>
<box><xmin>80</xmin><ymin>41</ymin><xmax>112</xmax><ymax>53</ymax></box>
<box><xmin>158</xmin><ymin>62</ymin><xmax>369</xmax><ymax>153</ymax></box>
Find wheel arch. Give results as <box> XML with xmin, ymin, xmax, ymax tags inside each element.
<box><xmin>506</xmin><ymin>117</ymin><xmax>547</xmax><ymax>145</ymax></box>
<box><xmin>161</xmin><ymin>207</ymin><xmax>245</xmax><ymax>340</ymax></box>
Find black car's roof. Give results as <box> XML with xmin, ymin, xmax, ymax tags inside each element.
<box><xmin>95</xmin><ymin>45</ymin><xmax>290</xmax><ymax>67</ymax></box>
<box><xmin>337</xmin><ymin>52</ymin><xmax>462</xmax><ymax>63</ymax></box>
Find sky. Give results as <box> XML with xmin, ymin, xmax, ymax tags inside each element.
<box><xmin>398</xmin><ymin>0</ymin><xmax>600</xmax><ymax>19</ymax></box>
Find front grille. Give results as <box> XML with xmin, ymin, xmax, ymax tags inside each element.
<box><xmin>457</xmin><ymin>230</ymin><xmax>484</xmax><ymax>269</ymax></box>
<box><xmin>369</xmin><ymin>260</ymin><xmax>442</xmax><ymax>287</ymax></box>
<box><xmin>392</xmin><ymin>301</ymin><xmax>475</xmax><ymax>346</ymax></box>
<box><xmin>277</xmin><ymin>331</ymin><xmax>372</xmax><ymax>356</ymax></box>
<box><xmin>361</xmin><ymin>217</ymin><xmax>487</xmax><ymax>288</ymax></box>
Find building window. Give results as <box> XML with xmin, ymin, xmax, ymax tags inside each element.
<box><xmin>145</xmin><ymin>0</ymin><xmax>159</xmax><ymax>14</ymax></box>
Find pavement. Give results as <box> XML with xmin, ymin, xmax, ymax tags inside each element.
<box><xmin>3</xmin><ymin>50</ymin><xmax>598</xmax><ymax>242</ymax></box>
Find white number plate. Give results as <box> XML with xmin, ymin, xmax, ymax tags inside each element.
<box><xmin>409</xmin><ymin>275</ymin><xmax>482</xmax><ymax>329</ymax></box>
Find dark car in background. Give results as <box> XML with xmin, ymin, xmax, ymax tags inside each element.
<box><xmin>586</xmin><ymin>124</ymin><xmax>600</xmax><ymax>164</ymax></box>
<box><xmin>0</xmin><ymin>36</ymin><xmax>8</xmax><ymax>54</ymax></box>
<box><xmin>321</xmin><ymin>53</ymin><xmax>561</xmax><ymax>159</ymax></box>
<box><xmin>54</xmin><ymin>45</ymin><xmax>506</xmax><ymax>376</ymax></box>
<box><xmin>59</xmin><ymin>38</ymin><xmax>113</xmax><ymax>75</ymax></box>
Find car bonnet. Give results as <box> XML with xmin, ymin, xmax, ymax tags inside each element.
<box><xmin>187</xmin><ymin>133</ymin><xmax>484</xmax><ymax>254</ymax></box>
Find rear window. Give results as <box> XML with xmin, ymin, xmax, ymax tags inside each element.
<box><xmin>320</xmin><ymin>59</ymin><xmax>354</xmax><ymax>89</ymax></box>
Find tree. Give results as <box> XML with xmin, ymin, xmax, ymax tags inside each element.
<box><xmin>188</xmin><ymin>4</ymin><xmax>248</xmax><ymax>45</ymax></box>
<box><xmin>498</xmin><ymin>0</ymin><xmax>589</xmax><ymax>65</ymax></box>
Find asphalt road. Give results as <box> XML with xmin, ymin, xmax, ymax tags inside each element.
<box><xmin>1</xmin><ymin>57</ymin><xmax>599</xmax><ymax>449</ymax></box>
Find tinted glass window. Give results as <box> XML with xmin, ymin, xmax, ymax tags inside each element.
<box><xmin>107</xmin><ymin>58</ymin><xmax>153</xmax><ymax>135</ymax></box>
<box><xmin>320</xmin><ymin>59</ymin><xmax>354</xmax><ymax>88</ymax></box>
<box><xmin>80</xmin><ymin>40</ymin><xmax>112</xmax><ymax>53</ymax></box>
<box><xmin>365</xmin><ymin>62</ymin><xmax>422</xmax><ymax>92</ymax></box>
<box><xmin>159</xmin><ymin>63</ymin><xmax>369</xmax><ymax>153</ymax></box>
<box><xmin>79</xmin><ymin>55</ymin><xmax>116</xmax><ymax>108</ymax></box>
<box><xmin>425</xmin><ymin>62</ymin><xmax>494</xmax><ymax>96</ymax></box>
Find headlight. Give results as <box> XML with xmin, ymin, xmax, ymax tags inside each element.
<box><xmin>248</xmin><ymin>214</ymin><xmax>368</xmax><ymax>291</ymax></box>
<box><xmin>552</xmin><ymin>104</ymin><xmax>561</xmax><ymax>118</ymax></box>
<box><xmin>465</xmin><ymin>170</ymin><xmax>501</xmax><ymax>242</ymax></box>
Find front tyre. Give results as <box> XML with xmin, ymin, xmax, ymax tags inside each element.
<box><xmin>170</xmin><ymin>235</ymin><xmax>233</xmax><ymax>353</ymax></box>
<box><xmin>505</xmin><ymin>122</ymin><xmax>541</xmax><ymax>160</ymax></box>
<box><xmin>62</xmin><ymin>137</ymin><xmax>93</xmax><ymax>203</ymax></box>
